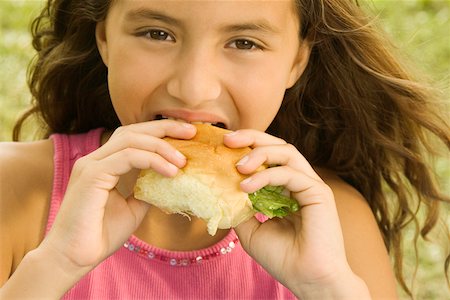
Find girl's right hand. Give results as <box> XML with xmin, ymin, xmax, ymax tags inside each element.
<box><xmin>39</xmin><ymin>121</ymin><xmax>196</xmax><ymax>274</ymax></box>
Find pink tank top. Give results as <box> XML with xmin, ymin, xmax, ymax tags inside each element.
<box><xmin>48</xmin><ymin>129</ymin><xmax>295</xmax><ymax>299</ymax></box>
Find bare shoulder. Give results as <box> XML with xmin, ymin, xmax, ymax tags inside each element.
<box><xmin>316</xmin><ymin>168</ymin><xmax>398</xmax><ymax>299</ymax></box>
<box><xmin>316</xmin><ymin>168</ymin><xmax>372</xmax><ymax>214</ymax></box>
<box><xmin>0</xmin><ymin>138</ymin><xmax>54</xmax><ymax>203</ymax></box>
<box><xmin>0</xmin><ymin>139</ymin><xmax>54</xmax><ymax>285</ymax></box>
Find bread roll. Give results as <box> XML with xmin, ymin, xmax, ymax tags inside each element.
<box><xmin>134</xmin><ymin>124</ymin><xmax>255</xmax><ymax>235</ymax></box>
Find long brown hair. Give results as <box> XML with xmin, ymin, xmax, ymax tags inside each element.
<box><xmin>14</xmin><ymin>0</ymin><xmax>450</xmax><ymax>295</ymax></box>
<box><xmin>269</xmin><ymin>0</ymin><xmax>450</xmax><ymax>294</ymax></box>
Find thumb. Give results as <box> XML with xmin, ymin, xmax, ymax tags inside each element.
<box><xmin>234</xmin><ymin>216</ymin><xmax>262</xmax><ymax>251</ymax></box>
<box><xmin>126</xmin><ymin>195</ymin><xmax>151</xmax><ymax>229</ymax></box>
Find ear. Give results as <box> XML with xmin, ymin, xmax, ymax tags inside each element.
<box><xmin>95</xmin><ymin>21</ymin><xmax>109</xmax><ymax>67</ymax></box>
<box><xmin>286</xmin><ymin>39</ymin><xmax>311</xmax><ymax>88</ymax></box>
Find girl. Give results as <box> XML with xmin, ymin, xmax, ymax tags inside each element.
<box><xmin>1</xmin><ymin>0</ymin><xmax>448</xmax><ymax>299</ymax></box>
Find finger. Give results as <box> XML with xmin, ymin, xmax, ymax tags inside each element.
<box><xmin>101</xmin><ymin>148</ymin><xmax>180</xmax><ymax>178</ymax></box>
<box><xmin>126</xmin><ymin>196</ymin><xmax>151</xmax><ymax>226</ymax></box>
<box><xmin>223</xmin><ymin>129</ymin><xmax>286</xmax><ymax>148</ymax></box>
<box><xmin>103</xmin><ymin>193</ymin><xmax>151</xmax><ymax>249</ymax></box>
<box><xmin>235</xmin><ymin>144</ymin><xmax>320</xmax><ymax>180</ymax></box>
<box><xmin>233</xmin><ymin>215</ymin><xmax>262</xmax><ymax>248</ymax></box>
<box><xmin>75</xmin><ymin>148</ymin><xmax>180</xmax><ymax>191</ymax></box>
<box><xmin>90</xmin><ymin>120</ymin><xmax>196</xmax><ymax>166</ymax></box>
<box><xmin>91</xmin><ymin>132</ymin><xmax>188</xmax><ymax>168</ymax></box>
<box><xmin>111</xmin><ymin>120</ymin><xmax>197</xmax><ymax>140</ymax></box>
<box><xmin>240</xmin><ymin>166</ymin><xmax>331</xmax><ymax>207</ymax></box>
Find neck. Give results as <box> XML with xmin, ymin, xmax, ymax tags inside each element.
<box><xmin>134</xmin><ymin>207</ymin><xmax>230</xmax><ymax>251</ymax></box>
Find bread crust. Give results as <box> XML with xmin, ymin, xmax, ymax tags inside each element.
<box><xmin>134</xmin><ymin>124</ymin><xmax>255</xmax><ymax>235</ymax></box>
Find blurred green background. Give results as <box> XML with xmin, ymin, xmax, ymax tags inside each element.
<box><xmin>0</xmin><ymin>0</ymin><xmax>449</xmax><ymax>298</ymax></box>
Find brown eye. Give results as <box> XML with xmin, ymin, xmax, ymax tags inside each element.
<box><xmin>141</xmin><ymin>30</ymin><xmax>175</xmax><ymax>42</ymax></box>
<box><xmin>227</xmin><ymin>39</ymin><xmax>262</xmax><ymax>51</ymax></box>
<box><xmin>234</xmin><ymin>39</ymin><xmax>256</xmax><ymax>50</ymax></box>
<box><xmin>149</xmin><ymin>30</ymin><xmax>169</xmax><ymax>40</ymax></box>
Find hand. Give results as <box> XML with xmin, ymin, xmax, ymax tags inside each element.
<box><xmin>40</xmin><ymin>121</ymin><xmax>196</xmax><ymax>272</ymax></box>
<box><xmin>225</xmin><ymin>130</ymin><xmax>368</xmax><ymax>297</ymax></box>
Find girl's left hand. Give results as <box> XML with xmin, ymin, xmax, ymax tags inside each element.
<box><xmin>224</xmin><ymin>129</ymin><xmax>368</xmax><ymax>298</ymax></box>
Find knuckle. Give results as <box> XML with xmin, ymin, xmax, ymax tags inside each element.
<box><xmin>113</xmin><ymin>125</ymin><xmax>125</xmax><ymax>135</ymax></box>
<box><xmin>276</xmin><ymin>137</ymin><xmax>288</xmax><ymax>145</ymax></box>
<box><xmin>285</xmin><ymin>143</ymin><xmax>298</xmax><ymax>152</ymax></box>
<box><xmin>112</xmin><ymin>125</ymin><xmax>129</xmax><ymax>138</ymax></box>
<box><xmin>121</xmin><ymin>148</ymin><xmax>136</xmax><ymax>160</ymax></box>
<box><xmin>72</xmin><ymin>156</ymin><xmax>88</xmax><ymax>172</ymax></box>
<box><xmin>319</xmin><ymin>182</ymin><xmax>334</xmax><ymax>196</ymax></box>
<box><xmin>120</xmin><ymin>133</ymin><xmax>134</xmax><ymax>146</ymax></box>
<box><xmin>150</xmin><ymin>136</ymin><xmax>165</xmax><ymax>149</ymax></box>
<box><xmin>72</xmin><ymin>156</ymin><xmax>97</xmax><ymax>179</ymax></box>
<box><xmin>154</xmin><ymin>143</ymin><xmax>168</xmax><ymax>155</ymax></box>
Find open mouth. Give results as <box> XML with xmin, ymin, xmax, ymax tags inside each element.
<box><xmin>154</xmin><ymin>114</ymin><xmax>227</xmax><ymax>129</ymax></box>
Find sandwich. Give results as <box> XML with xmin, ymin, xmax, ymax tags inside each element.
<box><xmin>134</xmin><ymin>124</ymin><xmax>298</xmax><ymax>236</ymax></box>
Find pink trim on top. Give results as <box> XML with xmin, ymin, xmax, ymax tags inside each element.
<box><xmin>126</xmin><ymin>229</ymin><xmax>240</xmax><ymax>266</ymax></box>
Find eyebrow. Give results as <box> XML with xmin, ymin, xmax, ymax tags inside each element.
<box><xmin>221</xmin><ymin>22</ymin><xmax>281</xmax><ymax>35</ymax></box>
<box><xmin>124</xmin><ymin>8</ymin><xmax>281</xmax><ymax>35</ymax></box>
<box><xmin>124</xmin><ymin>8</ymin><xmax>181</xmax><ymax>26</ymax></box>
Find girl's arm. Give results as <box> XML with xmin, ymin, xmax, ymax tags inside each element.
<box><xmin>0</xmin><ymin>245</ymin><xmax>90</xmax><ymax>299</ymax></box>
<box><xmin>0</xmin><ymin>121</ymin><xmax>196</xmax><ymax>298</ymax></box>
<box><xmin>0</xmin><ymin>140</ymin><xmax>75</xmax><ymax>298</ymax></box>
<box><xmin>227</xmin><ymin>130</ymin><xmax>398</xmax><ymax>300</ymax></box>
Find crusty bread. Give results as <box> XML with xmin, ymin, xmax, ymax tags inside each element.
<box><xmin>134</xmin><ymin>124</ymin><xmax>255</xmax><ymax>235</ymax></box>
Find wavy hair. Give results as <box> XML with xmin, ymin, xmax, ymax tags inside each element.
<box><xmin>14</xmin><ymin>0</ymin><xmax>450</xmax><ymax>295</ymax></box>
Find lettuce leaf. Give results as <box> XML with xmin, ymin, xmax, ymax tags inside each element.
<box><xmin>248</xmin><ymin>185</ymin><xmax>299</xmax><ymax>218</ymax></box>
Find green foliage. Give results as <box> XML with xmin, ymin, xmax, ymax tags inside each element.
<box><xmin>369</xmin><ymin>0</ymin><xmax>450</xmax><ymax>83</ymax></box>
<box><xmin>0</xmin><ymin>1</ymin><xmax>44</xmax><ymax>141</ymax></box>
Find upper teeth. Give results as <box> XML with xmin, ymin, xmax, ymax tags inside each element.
<box><xmin>155</xmin><ymin>115</ymin><xmax>227</xmax><ymax>129</ymax></box>
<box><xmin>157</xmin><ymin>115</ymin><xmax>212</xmax><ymax>125</ymax></box>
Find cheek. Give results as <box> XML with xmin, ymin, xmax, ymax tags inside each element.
<box><xmin>106</xmin><ymin>51</ymin><xmax>165</xmax><ymax>123</ymax></box>
<box><xmin>107</xmin><ymin>68</ymin><xmax>145</xmax><ymax>124</ymax></box>
<box><xmin>233</xmin><ymin>74</ymin><xmax>286</xmax><ymax>130</ymax></box>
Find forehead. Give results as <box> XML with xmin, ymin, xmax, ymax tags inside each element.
<box><xmin>108</xmin><ymin>0</ymin><xmax>299</xmax><ymax>30</ymax></box>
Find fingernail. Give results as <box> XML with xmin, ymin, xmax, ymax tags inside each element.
<box><xmin>167</xmin><ymin>162</ymin><xmax>179</xmax><ymax>174</ymax></box>
<box><xmin>182</xmin><ymin>123</ymin><xmax>195</xmax><ymax>129</ymax></box>
<box><xmin>241</xmin><ymin>177</ymin><xmax>253</xmax><ymax>185</ymax></box>
<box><xmin>224</xmin><ymin>131</ymin><xmax>238</xmax><ymax>137</ymax></box>
<box><xmin>236</xmin><ymin>155</ymin><xmax>249</xmax><ymax>166</ymax></box>
<box><xmin>175</xmin><ymin>150</ymin><xmax>186</xmax><ymax>160</ymax></box>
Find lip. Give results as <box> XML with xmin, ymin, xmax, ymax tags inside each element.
<box><xmin>151</xmin><ymin>109</ymin><xmax>230</xmax><ymax>128</ymax></box>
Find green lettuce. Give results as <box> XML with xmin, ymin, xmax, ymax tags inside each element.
<box><xmin>248</xmin><ymin>186</ymin><xmax>299</xmax><ymax>218</ymax></box>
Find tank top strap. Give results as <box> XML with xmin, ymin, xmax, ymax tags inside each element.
<box><xmin>46</xmin><ymin>128</ymin><xmax>104</xmax><ymax>233</ymax></box>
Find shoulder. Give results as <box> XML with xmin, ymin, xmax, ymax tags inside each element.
<box><xmin>0</xmin><ymin>139</ymin><xmax>54</xmax><ymax>284</ymax></box>
<box><xmin>316</xmin><ymin>168</ymin><xmax>398</xmax><ymax>299</ymax></box>
<box><xmin>316</xmin><ymin>168</ymin><xmax>372</xmax><ymax>218</ymax></box>
<box><xmin>316</xmin><ymin>168</ymin><xmax>383</xmax><ymax>257</ymax></box>
<box><xmin>0</xmin><ymin>139</ymin><xmax>54</xmax><ymax>195</ymax></box>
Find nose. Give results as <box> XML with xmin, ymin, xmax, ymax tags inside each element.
<box><xmin>166</xmin><ymin>47</ymin><xmax>222</xmax><ymax>106</ymax></box>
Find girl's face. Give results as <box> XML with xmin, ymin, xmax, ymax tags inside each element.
<box><xmin>96</xmin><ymin>0</ymin><xmax>310</xmax><ymax>131</ymax></box>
